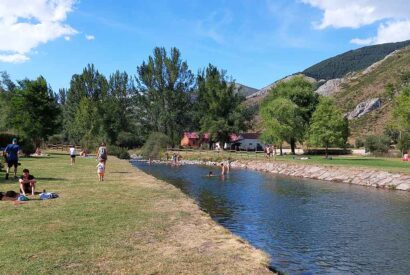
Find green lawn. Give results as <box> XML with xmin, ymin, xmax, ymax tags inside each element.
<box><xmin>162</xmin><ymin>149</ymin><xmax>410</xmax><ymax>174</ymax></box>
<box><xmin>0</xmin><ymin>152</ymin><xmax>270</xmax><ymax>274</ymax></box>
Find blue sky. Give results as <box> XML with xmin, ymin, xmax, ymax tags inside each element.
<box><xmin>1</xmin><ymin>0</ymin><xmax>409</xmax><ymax>91</ymax></box>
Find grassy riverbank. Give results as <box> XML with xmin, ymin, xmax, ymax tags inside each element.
<box><xmin>0</xmin><ymin>152</ymin><xmax>270</xmax><ymax>274</ymax></box>
<box><xmin>161</xmin><ymin>150</ymin><xmax>410</xmax><ymax>174</ymax></box>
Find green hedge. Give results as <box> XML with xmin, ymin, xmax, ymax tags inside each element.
<box><xmin>108</xmin><ymin>145</ymin><xmax>130</xmax><ymax>159</ymax></box>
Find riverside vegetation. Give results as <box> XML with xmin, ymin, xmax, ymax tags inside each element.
<box><xmin>0</xmin><ymin>152</ymin><xmax>271</xmax><ymax>274</ymax></box>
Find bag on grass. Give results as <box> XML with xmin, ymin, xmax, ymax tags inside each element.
<box><xmin>39</xmin><ymin>192</ymin><xmax>59</xmax><ymax>200</ymax></box>
<box><xmin>17</xmin><ymin>195</ymin><xmax>29</xmax><ymax>201</ymax></box>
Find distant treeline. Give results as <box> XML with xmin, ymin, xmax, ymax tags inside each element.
<box><xmin>0</xmin><ymin>47</ymin><xmax>253</xmax><ymax>153</ymax></box>
<box><xmin>303</xmin><ymin>40</ymin><xmax>410</xmax><ymax>80</ymax></box>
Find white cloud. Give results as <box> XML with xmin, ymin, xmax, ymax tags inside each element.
<box><xmin>0</xmin><ymin>53</ymin><xmax>29</xmax><ymax>63</ymax></box>
<box><xmin>64</xmin><ymin>36</ymin><xmax>71</xmax><ymax>41</ymax></box>
<box><xmin>85</xmin><ymin>34</ymin><xmax>95</xmax><ymax>40</ymax></box>
<box><xmin>302</xmin><ymin>0</ymin><xmax>410</xmax><ymax>45</ymax></box>
<box><xmin>0</xmin><ymin>0</ymin><xmax>77</xmax><ymax>63</ymax></box>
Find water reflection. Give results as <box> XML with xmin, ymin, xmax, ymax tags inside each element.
<box><xmin>133</xmin><ymin>161</ymin><xmax>410</xmax><ymax>274</ymax></box>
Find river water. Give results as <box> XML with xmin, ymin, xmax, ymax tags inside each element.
<box><xmin>132</xmin><ymin>161</ymin><xmax>410</xmax><ymax>274</ymax></box>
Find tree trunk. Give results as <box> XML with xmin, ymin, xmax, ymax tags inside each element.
<box><xmin>280</xmin><ymin>145</ymin><xmax>283</xmax><ymax>156</ymax></box>
<box><xmin>325</xmin><ymin>144</ymin><xmax>328</xmax><ymax>159</ymax></box>
<box><xmin>290</xmin><ymin>138</ymin><xmax>296</xmax><ymax>155</ymax></box>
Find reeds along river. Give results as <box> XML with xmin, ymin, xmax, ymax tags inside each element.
<box><xmin>132</xmin><ymin>160</ymin><xmax>410</xmax><ymax>274</ymax></box>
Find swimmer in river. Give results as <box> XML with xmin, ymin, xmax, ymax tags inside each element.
<box><xmin>208</xmin><ymin>171</ymin><xmax>214</xmax><ymax>177</ymax></box>
<box><xmin>221</xmin><ymin>162</ymin><xmax>226</xmax><ymax>175</ymax></box>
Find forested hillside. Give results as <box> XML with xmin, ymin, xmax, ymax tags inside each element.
<box><xmin>303</xmin><ymin>40</ymin><xmax>410</xmax><ymax>80</ymax></box>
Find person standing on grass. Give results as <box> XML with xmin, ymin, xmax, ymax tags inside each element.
<box><xmin>69</xmin><ymin>145</ymin><xmax>76</xmax><ymax>165</ymax></box>
<box><xmin>96</xmin><ymin>159</ymin><xmax>105</xmax><ymax>181</ymax></box>
<box><xmin>97</xmin><ymin>142</ymin><xmax>108</xmax><ymax>166</ymax></box>
<box><xmin>4</xmin><ymin>138</ymin><xmax>20</xmax><ymax>180</ymax></box>
<box><xmin>19</xmin><ymin>168</ymin><xmax>36</xmax><ymax>196</ymax></box>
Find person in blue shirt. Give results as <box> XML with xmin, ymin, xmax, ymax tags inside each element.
<box><xmin>4</xmin><ymin>138</ymin><xmax>20</xmax><ymax>180</ymax></box>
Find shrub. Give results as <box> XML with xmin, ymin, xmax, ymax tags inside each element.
<box><xmin>0</xmin><ymin>133</ymin><xmax>16</xmax><ymax>147</ymax></box>
<box><xmin>48</xmin><ymin>134</ymin><xmax>65</xmax><ymax>144</ymax></box>
<box><xmin>355</xmin><ymin>137</ymin><xmax>364</xmax><ymax>148</ymax></box>
<box><xmin>364</xmin><ymin>135</ymin><xmax>390</xmax><ymax>155</ymax></box>
<box><xmin>116</xmin><ymin>131</ymin><xmax>142</xmax><ymax>148</ymax></box>
<box><xmin>20</xmin><ymin>140</ymin><xmax>36</xmax><ymax>156</ymax></box>
<box><xmin>397</xmin><ymin>131</ymin><xmax>410</xmax><ymax>152</ymax></box>
<box><xmin>141</xmin><ymin>132</ymin><xmax>170</xmax><ymax>159</ymax></box>
<box><xmin>109</xmin><ymin>145</ymin><xmax>130</xmax><ymax>159</ymax></box>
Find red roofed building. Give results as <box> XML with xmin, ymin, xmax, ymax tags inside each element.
<box><xmin>180</xmin><ymin>132</ymin><xmax>209</xmax><ymax>148</ymax></box>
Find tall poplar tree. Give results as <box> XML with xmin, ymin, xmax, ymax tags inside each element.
<box><xmin>135</xmin><ymin>47</ymin><xmax>195</xmax><ymax>146</ymax></box>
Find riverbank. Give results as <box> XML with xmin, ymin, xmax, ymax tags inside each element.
<box><xmin>0</xmin><ymin>153</ymin><xmax>271</xmax><ymax>274</ymax></box>
<box><xmin>146</xmin><ymin>158</ymin><xmax>410</xmax><ymax>191</ymax></box>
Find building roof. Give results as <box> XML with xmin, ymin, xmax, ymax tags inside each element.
<box><xmin>238</xmin><ymin>133</ymin><xmax>261</xmax><ymax>140</ymax></box>
<box><xmin>183</xmin><ymin>132</ymin><xmax>210</xmax><ymax>140</ymax></box>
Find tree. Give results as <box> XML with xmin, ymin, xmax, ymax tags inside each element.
<box><xmin>261</xmin><ymin>76</ymin><xmax>318</xmax><ymax>154</ymax></box>
<box><xmin>10</xmin><ymin>76</ymin><xmax>60</xmax><ymax>147</ymax></box>
<box><xmin>63</xmin><ymin>64</ymin><xmax>110</xmax><ymax>144</ymax></box>
<box><xmin>307</xmin><ymin>97</ymin><xmax>348</xmax><ymax>158</ymax></box>
<box><xmin>194</xmin><ymin>64</ymin><xmax>252</xmax><ymax>146</ymax></box>
<box><xmin>393</xmin><ymin>85</ymin><xmax>410</xmax><ymax>130</ymax></box>
<box><xmin>140</xmin><ymin>132</ymin><xmax>170</xmax><ymax>159</ymax></box>
<box><xmin>364</xmin><ymin>135</ymin><xmax>390</xmax><ymax>155</ymax></box>
<box><xmin>260</xmin><ymin>97</ymin><xmax>303</xmax><ymax>155</ymax></box>
<box><xmin>135</xmin><ymin>47</ymin><xmax>195</xmax><ymax>146</ymax></box>
<box><xmin>392</xmin><ymin>85</ymin><xmax>410</xmax><ymax>154</ymax></box>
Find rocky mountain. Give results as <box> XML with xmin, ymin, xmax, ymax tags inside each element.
<box><xmin>244</xmin><ymin>41</ymin><xmax>410</xmax><ymax>141</ymax></box>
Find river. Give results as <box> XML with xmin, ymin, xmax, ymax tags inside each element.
<box><xmin>132</xmin><ymin>161</ymin><xmax>410</xmax><ymax>274</ymax></box>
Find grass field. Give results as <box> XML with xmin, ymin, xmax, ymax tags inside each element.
<box><xmin>161</xmin><ymin>149</ymin><xmax>410</xmax><ymax>174</ymax></box>
<box><xmin>0</xmin><ymin>152</ymin><xmax>270</xmax><ymax>274</ymax></box>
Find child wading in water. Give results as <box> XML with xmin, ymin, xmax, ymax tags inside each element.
<box><xmin>97</xmin><ymin>159</ymin><xmax>105</xmax><ymax>181</ymax></box>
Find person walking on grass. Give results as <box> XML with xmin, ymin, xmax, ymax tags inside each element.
<box><xmin>96</xmin><ymin>159</ymin><xmax>105</xmax><ymax>182</ymax></box>
<box><xmin>69</xmin><ymin>145</ymin><xmax>76</xmax><ymax>165</ymax></box>
<box><xmin>97</xmin><ymin>142</ymin><xmax>108</xmax><ymax>166</ymax></box>
<box><xmin>4</xmin><ymin>138</ymin><xmax>20</xmax><ymax>180</ymax></box>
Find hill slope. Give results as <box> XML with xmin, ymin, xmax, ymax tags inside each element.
<box><xmin>303</xmin><ymin>40</ymin><xmax>410</xmax><ymax>80</ymax></box>
<box><xmin>332</xmin><ymin>45</ymin><xmax>410</xmax><ymax>139</ymax></box>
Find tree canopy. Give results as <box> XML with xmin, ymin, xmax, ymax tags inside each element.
<box><xmin>307</xmin><ymin>97</ymin><xmax>348</xmax><ymax>157</ymax></box>
<box><xmin>135</xmin><ymin>47</ymin><xmax>195</xmax><ymax>146</ymax></box>
<box><xmin>195</xmin><ymin>64</ymin><xmax>252</xmax><ymax>145</ymax></box>
<box><xmin>261</xmin><ymin>76</ymin><xmax>318</xmax><ymax>154</ymax></box>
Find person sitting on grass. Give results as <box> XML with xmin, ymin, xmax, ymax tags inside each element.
<box><xmin>19</xmin><ymin>168</ymin><xmax>36</xmax><ymax>196</ymax></box>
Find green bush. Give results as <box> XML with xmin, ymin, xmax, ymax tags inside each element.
<box><xmin>48</xmin><ymin>134</ymin><xmax>65</xmax><ymax>144</ymax></box>
<box><xmin>364</xmin><ymin>135</ymin><xmax>390</xmax><ymax>154</ymax></box>
<box><xmin>0</xmin><ymin>133</ymin><xmax>16</xmax><ymax>147</ymax></box>
<box><xmin>108</xmin><ymin>145</ymin><xmax>130</xmax><ymax>159</ymax></box>
<box><xmin>20</xmin><ymin>140</ymin><xmax>36</xmax><ymax>156</ymax></box>
<box><xmin>116</xmin><ymin>131</ymin><xmax>142</xmax><ymax>148</ymax></box>
<box><xmin>397</xmin><ymin>131</ymin><xmax>410</xmax><ymax>152</ymax></box>
<box><xmin>141</xmin><ymin>132</ymin><xmax>170</xmax><ymax>159</ymax></box>
<box><xmin>355</xmin><ymin>137</ymin><xmax>364</xmax><ymax>148</ymax></box>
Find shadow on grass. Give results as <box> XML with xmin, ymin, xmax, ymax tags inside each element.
<box><xmin>110</xmin><ymin>172</ymin><xmax>131</xmax><ymax>174</ymax></box>
<box><xmin>36</xmin><ymin>177</ymin><xmax>66</xmax><ymax>181</ymax></box>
